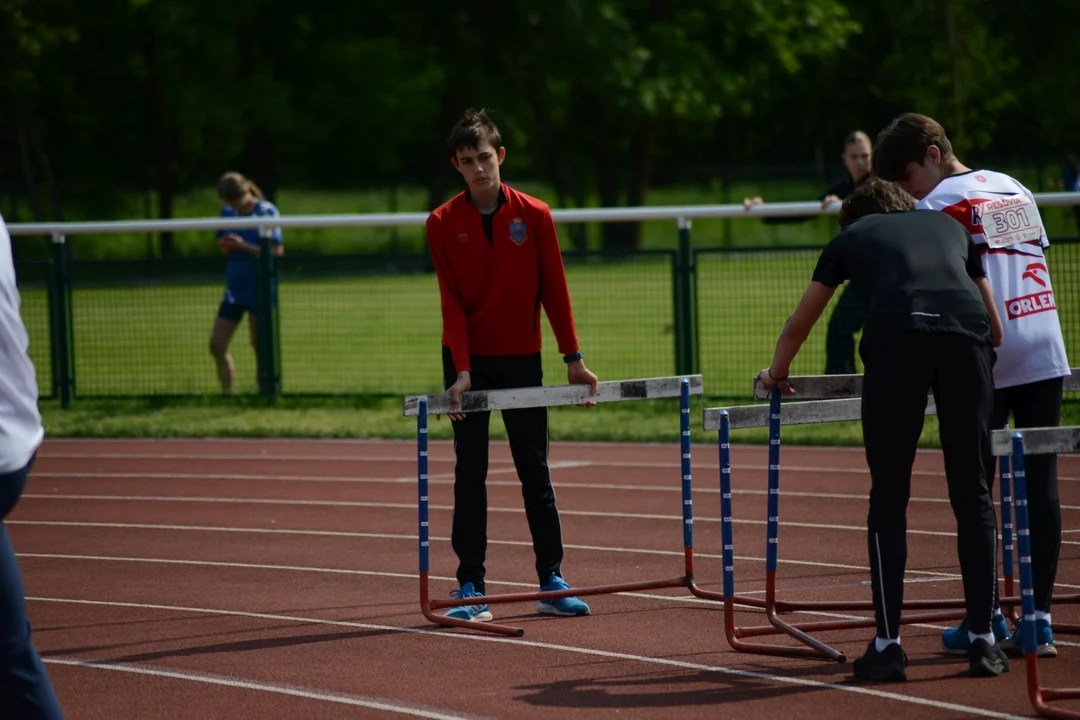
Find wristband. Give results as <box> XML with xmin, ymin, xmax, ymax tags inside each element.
<box><xmin>767</xmin><ymin>368</ymin><xmax>788</xmax><ymax>382</ymax></box>
<box><xmin>563</xmin><ymin>351</ymin><xmax>583</xmax><ymax>364</ymax></box>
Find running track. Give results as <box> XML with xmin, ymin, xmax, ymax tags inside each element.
<box><xmin>8</xmin><ymin>438</ymin><xmax>1080</xmax><ymax>719</ymax></box>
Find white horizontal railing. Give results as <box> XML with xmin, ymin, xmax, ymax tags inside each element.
<box><xmin>7</xmin><ymin>192</ymin><xmax>1080</xmax><ymax>237</ymax></box>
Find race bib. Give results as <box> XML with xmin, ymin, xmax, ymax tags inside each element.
<box><xmin>975</xmin><ymin>195</ymin><xmax>1043</xmax><ymax>248</ymax></box>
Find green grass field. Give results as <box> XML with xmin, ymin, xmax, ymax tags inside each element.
<box><xmin>17</xmin><ymin>252</ymin><xmax>916</xmax><ymax>400</ymax></box>
<box><xmin>20</xmin><ymin>244</ymin><xmax>1080</xmax><ymax>445</ymax></box>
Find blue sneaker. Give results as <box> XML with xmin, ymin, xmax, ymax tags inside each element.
<box><xmin>942</xmin><ymin>614</ymin><xmax>1011</xmax><ymax>655</ymax></box>
<box><xmin>537</xmin><ymin>574</ymin><xmax>590</xmax><ymax>617</ymax></box>
<box><xmin>444</xmin><ymin>582</ymin><xmax>492</xmax><ymax>622</ymax></box>
<box><xmin>1002</xmin><ymin>618</ymin><xmax>1057</xmax><ymax>658</ymax></box>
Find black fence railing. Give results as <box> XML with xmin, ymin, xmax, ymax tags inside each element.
<box><xmin>15</xmin><ymin>238</ymin><xmax>1080</xmax><ymax>404</ymax></box>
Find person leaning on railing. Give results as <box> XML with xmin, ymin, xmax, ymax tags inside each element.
<box><xmin>743</xmin><ymin>130</ymin><xmax>874</xmax><ymax>376</ymax></box>
<box><xmin>209</xmin><ymin>172</ymin><xmax>285</xmax><ymax>394</ymax></box>
<box><xmin>755</xmin><ymin>177</ymin><xmax>1010</xmax><ymax>682</ymax></box>
<box><xmin>0</xmin><ymin>209</ymin><xmax>66</xmax><ymax>719</ymax></box>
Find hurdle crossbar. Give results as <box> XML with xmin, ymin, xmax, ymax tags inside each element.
<box><xmin>412</xmin><ymin>375</ymin><xmax>709</xmax><ymax>637</ymax></box>
<box><xmin>404</xmin><ymin>375</ymin><xmax>704</xmax><ymax>416</ymax></box>
<box><xmin>705</xmin><ymin>396</ymin><xmax>938</xmax><ymax>431</ymax></box>
<box><xmin>752</xmin><ymin>366</ymin><xmax>1079</xmax><ymax>401</ymax></box>
<box><xmin>1004</xmin><ymin>430</ymin><xmax>1080</xmax><ymax>720</ymax></box>
<box><xmin>993</xmin><ymin>426</ymin><xmax>1080</xmax><ymax>457</ymax></box>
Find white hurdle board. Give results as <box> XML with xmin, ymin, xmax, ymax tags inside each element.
<box><xmin>753</xmin><ymin>367</ymin><xmax>1079</xmax><ymax>401</ymax></box>
<box><xmin>991</xmin><ymin>426</ymin><xmax>1080</xmax><ymax>457</ymax></box>
<box><xmin>703</xmin><ymin>396</ymin><xmax>939</xmax><ymax>431</ymax></box>
<box><xmin>403</xmin><ymin>375</ymin><xmax>703</xmax><ymax>417</ymax></box>
<box><xmin>709</xmin><ymin>367</ymin><xmax>1078</xmax><ymax>432</ymax></box>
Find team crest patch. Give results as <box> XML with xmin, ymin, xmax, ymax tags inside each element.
<box><xmin>509</xmin><ymin>217</ymin><xmax>528</xmax><ymax>245</ymax></box>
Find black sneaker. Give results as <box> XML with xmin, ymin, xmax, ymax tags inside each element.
<box><xmin>969</xmin><ymin>638</ymin><xmax>1010</xmax><ymax>677</ymax></box>
<box><xmin>852</xmin><ymin>641</ymin><xmax>908</xmax><ymax>682</ymax></box>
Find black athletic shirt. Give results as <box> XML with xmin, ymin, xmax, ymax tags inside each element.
<box><xmin>812</xmin><ymin>210</ymin><xmax>991</xmax><ymax>354</ymax></box>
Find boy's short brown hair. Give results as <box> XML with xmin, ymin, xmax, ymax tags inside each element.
<box><xmin>871</xmin><ymin>113</ymin><xmax>954</xmax><ymax>182</ymax></box>
<box><xmin>447</xmin><ymin>108</ymin><xmax>503</xmax><ymax>159</ymax></box>
<box><xmin>839</xmin><ymin>177</ymin><xmax>915</xmax><ymax>228</ymax></box>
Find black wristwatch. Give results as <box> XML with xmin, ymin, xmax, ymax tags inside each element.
<box><xmin>563</xmin><ymin>351</ymin><xmax>583</xmax><ymax>364</ymax></box>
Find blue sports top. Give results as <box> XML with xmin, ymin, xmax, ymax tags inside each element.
<box><xmin>216</xmin><ymin>199</ymin><xmax>283</xmax><ymax>306</ymax></box>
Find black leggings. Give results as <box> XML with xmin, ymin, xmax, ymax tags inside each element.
<box><xmin>442</xmin><ymin>348</ymin><xmax>564</xmax><ymax>591</ymax></box>
<box><xmin>862</xmin><ymin>332</ymin><xmax>998</xmax><ymax>638</ymax></box>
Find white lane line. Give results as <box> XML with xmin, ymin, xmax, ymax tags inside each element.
<box><xmin>20</xmin><ymin>494</ymin><xmax>1080</xmax><ymax>545</ymax></box>
<box><xmin>41</xmin><ymin>657</ymin><xmax>489</xmax><ymax>719</ymax></box>
<box><xmin>26</xmin><ymin>596</ymin><xmax>1029</xmax><ymax>720</ymax></box>
<box><xmin>34</xmin><ymin>451</ymin><xmax>1080</xmax><ymax>481</ymax></box>
<box><xmin>7</xmin><ymin>519</ymin><xmax>980</xmax><ymax>585</ymax></box>
<box><xmin>28</xmin><ymin>472</ymin><xmax>1080</xmax><ymax>510</ymax></box>
<box><xmin>14</xmin><ymin>528</ymin><xmax>1080</xmax><ymax>592</ymax></box>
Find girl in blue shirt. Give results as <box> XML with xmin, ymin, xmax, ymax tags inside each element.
<box><xmin>210</xmin><ymin>172</ymin><xmax>284</xmax><ymax>393</ymax></box>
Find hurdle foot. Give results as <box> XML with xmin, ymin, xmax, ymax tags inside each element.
<box><xmin>723</xmin><ymin>599</ymin><xmax>843</xmax><ymax>662</ymax></box>
<box><xmin>766</xmin><ymin>605</ymin><xmax>846</xmax><ymax>663</ymax></box>
<box><xmin>421</xmin><ymin>606</ymin><xmax>524</xmax><ymax>637</ymax></box>
<box><xmin>1026</xmin><ymin>651</ymin><xmax>1080</xmax><ymax>720</ymax></box>
<box><xmin>687</xmin><ymin>579</ymin><xmax>767</xmax><ymax>609</ymax></box>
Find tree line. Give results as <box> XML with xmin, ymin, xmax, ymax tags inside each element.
<box><xmin>2</xmin><ymin>0</ymin><xmax>1078</xmax><ymax>251</ymax></box>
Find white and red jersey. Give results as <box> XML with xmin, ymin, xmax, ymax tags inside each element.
<box><xmin>918</xmin><ymin>170</ymin><xmax>1069</xmax><ymax>389</ymax></box>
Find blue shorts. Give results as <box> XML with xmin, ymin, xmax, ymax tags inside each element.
<box><xmin>217</xmin><ymin>287</ymin><xmax>276</xmax><ymax>324</ymax></box>
<box><xmin>217</xmin><ymin>299</ymin><xmax>251</xmax><ymax>323</ymax></box>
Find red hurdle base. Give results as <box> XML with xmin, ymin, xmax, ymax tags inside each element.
<box><xmin>1041</xmin><ymin>591</ymin><xmax>1080</xmax><ymax>635</ymax></box>
<box><xmin>1019</xmin><ymin>588</ymin><xmax>1080</xmax><ymax>720</ymax></box>
<box><xmin>1024</xmin><ymin>648</ymin><xmax>1080</xmax><ymax>719</ymax></box>
<box><xmin>723</xmin><ymin>572</ymin><xmax>969</xmax><ymax>662</ymax></box>
<box><xmin>420</xmin><ymin>549</ymin><xmax>702</xmax><ymax>637</ymax></box>
<box><xmin>423</xmin><ymin>573</ymin><xmax>690</xmax><ymax>637</ymax></box>
<box><xmin>698</xmin><ymin>575</ymin><xmax>1077</xmax><ymax>663</ymax></box>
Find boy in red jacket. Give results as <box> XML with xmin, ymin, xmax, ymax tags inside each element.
<box><xmin>426</xmin><ymin>109</ymin><xmax>599</xmax><ymax>622</ymax></box>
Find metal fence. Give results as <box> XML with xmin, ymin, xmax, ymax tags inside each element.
<box><xmin>14</xmin><ymin>239</ymin><xmax>1080</xmax><ymax>403</ymax></box>
<box><xmin>10</xmin><ymin>195</ymin><xmax>1080</xmax><ymax>404</ymax></box>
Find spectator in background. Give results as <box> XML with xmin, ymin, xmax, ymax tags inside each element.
<box><xmin>744</xmin><ymin>131</ymin><xmax>874</xmax><ymax>375</ymax></box>
<box><xmin>210</xmin><ymin>172</ymin><xmax>284</xmax><ymax>393</ymax></box>
<box><xmin>0</xmin><ymin>209</ymin><xmax>66</xmax><ymax>719</ymax></box>
<box><xmin>1051</xmin><ymin>152</ymin><xmax>1080</xmax><ymax>235</ymax></box>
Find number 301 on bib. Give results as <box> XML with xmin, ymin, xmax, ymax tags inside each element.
<box><xmin>974</xmin><ymin>195</ymin><xmax>1044</xmax><ymax>248</ymax></box>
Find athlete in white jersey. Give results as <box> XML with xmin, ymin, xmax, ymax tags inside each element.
<box><xmin>0</xmin><ymin>211</ymin><xmax>65</xmax><ymax>718</ymax></box>
<box><xmin>918</xmin><ymin>169</ymin><xmax>1069</xmax><ymax>388</ymax></box>
<box><xmin>873</xmin><ymin>112</ymin><xmax>1068</xmax><ymax>659</ymax></box>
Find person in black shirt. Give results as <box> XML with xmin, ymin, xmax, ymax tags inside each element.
<box><xmin>754</xmin><ymin>178</ymin><xmax>1009</xmax><ymax>681</ymax></box>
<box><xmin>745</xmin><ymin>131</ymin><xmax>873</xmax><ymax>375</ymax></box>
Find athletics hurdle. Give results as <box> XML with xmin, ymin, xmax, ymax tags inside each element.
<box><xmin>702</xmin><ymin>369</ymin><xmax>1079</xmax><ymax>661</ymax></box>
<box><xmin>403</xmin><ymin>375</ymin><xmax>705</xmax><ymax>637</ymax></box>
<box><xmin>1000</xmin><ymin>427</ymin><xmax>1080</xmax><ymax>720</ymax></box>
<box><xmin>701</xmin><ymin>386</ymin><xmax>964</xmax><ymax>662</ymax></box>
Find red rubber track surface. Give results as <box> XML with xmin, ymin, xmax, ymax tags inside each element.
<box><xmin>8</xmin><ymin>438</ymin><xmax>1080</xmax><ymax>719</ymax></box>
